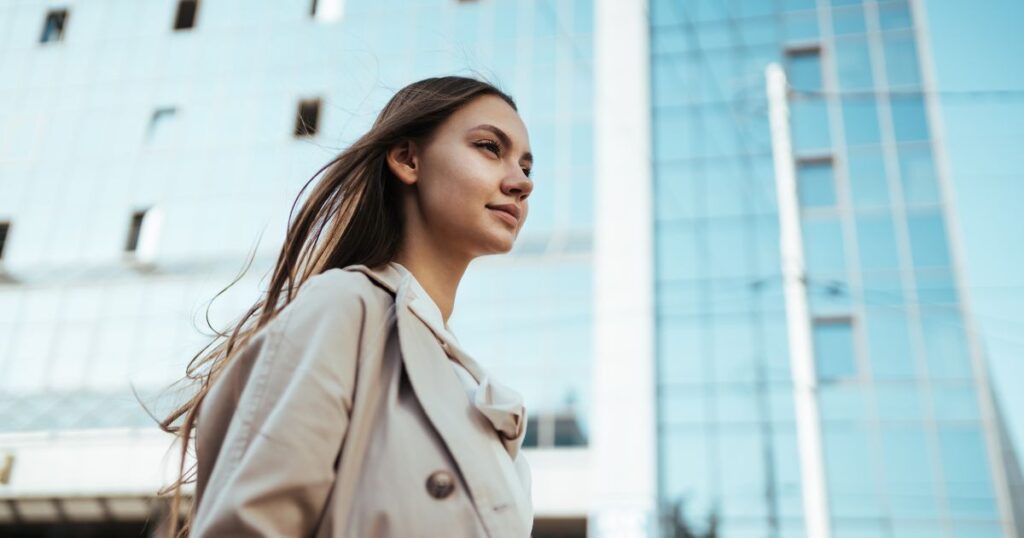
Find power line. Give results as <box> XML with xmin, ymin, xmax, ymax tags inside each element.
<box><xmin>790</xmin><ymin>87</ymin><xmax>1024</xmax><ymax>102</ymax></box>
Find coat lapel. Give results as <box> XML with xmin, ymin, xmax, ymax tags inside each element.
<box><xmin>342</xmin><ymin>263</ymin><xmax>531</xmax><ymax>537</ymax></box>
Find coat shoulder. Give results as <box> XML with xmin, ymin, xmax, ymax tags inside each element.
<box><xmin>282</xmin><ymin>268</ymin><xmax>390</xmax><ymax>319</ymax></box>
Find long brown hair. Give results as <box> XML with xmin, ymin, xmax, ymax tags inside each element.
<box><xmin>156</xmin><ymin>76</ymin><xmax>517</xmax><ymax>537</ymax></box>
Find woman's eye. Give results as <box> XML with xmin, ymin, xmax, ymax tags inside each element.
<box><xmin>476</xmin><ymin>141</ymin><xmax>500</xmax><ymax>155</ymax></box>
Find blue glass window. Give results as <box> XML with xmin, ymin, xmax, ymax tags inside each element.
<box><xmin>907</xmin><ymin>212</ymin><xmax>950</xmax><ymax>267</ymax></box>
<box><xmin>874</xmin><ymin>384</ymin><xmax>922</xmax><ymax>422</ymax></box>
<box><xmin>798</xmin><ymin>160</ymin><xmax>836</xmax><ymax>208</ymax></box>
<box><xmin>656</xmin><ymin>223</ymin><xmax>700</xmax><ymax>281</ymax></box>
<box><xmin>832</xmin><ymin>5</ymin><xmax>867</xmax><ymax>35</ymax></box>
<box><xmin>861</xmin><ymin>270</ymin><xmax>905</xmax><ymax>306</ymax></box>
<box><xmin>655</xmin><ymin>162</ymin><xmax>700</xmax><ymax>220</ymax></box>
<box><xmin>916</xmin><ymin>268</ymin><xmax>958</xmax><ymax>304</ymax></box>
<box><xmin>653</xmin><ymin>57</ymin><xmax>694</xmax><ymax>108</ymax></box>
<box><xmin>891</xmin><ymin>96</ymin><xmax>930</xmax><ymax>141</ymax></box>
<box><xmin>842</xmin><ymin>99</ymin><xmax>881</xmax><ymax>146</ymax></box>
<box><xmin>660</xmin><ymin>430</ymin><xmax>714</xmax><ymax>521</ymax></box>
<box><xmin>706</xmin><ymin>221</ymin><xmax>751</xmax><ymax>280</ymax></box>
<box><xmin>803</xmin><ymin>217</ymin><xmax>847</xmax><ymax>276</ymax></box>
<box><xmin>824</xmin><ymin>422</ymin><xmax>886</xmax><ymax>519</ymax></box>
<box><xmin>704</xmin><ymin>160</ymin><xmax>748</xmax><ymax>217</ymax></box>
<box><xmin>884</xmin><ymin>33</ymin><xmax>922</xmax><ymax>88</ymax></box>
<box><xmin>653</xmin><ymin>109</ymin><xmax>696</xmax><ymax>162</ymax></box>
<box><xmin>835</xmin><ymin>37</ymin><xmax>874</xmax><ymax>91</ymax></box>
<box><xmin>882</xmin><ymin>426</ymin><xmax>941</xmax><ymax>518</ymax></box>
<box><xmin>783</xmin><ymin>0</ymin><xmax>817</xmax><ymax>11</ymax></box>
<box><xmin>847</xmin><ymin>147</ymin><xmax>890</xmax><ymax>208</ymax></box>
<box><xmin>652</xmin><ymin>26</ymin><xmax>689</xmax><ymax>55</ymax></box>
<box><xmin>713</xmin><ymin>317</ymin><xmax>757</xmax><ymax>384</ymax></box>
<box><xmin>938</xmin><ymin>427</ymin><xmax>998</xmax><ymax>519</ymax></box>
<box><xmin>899</xmin><ymin>144</ymin><xmax>941</xmax><ymax>206</ymax></box>
<box><xmin>932</xmin><ymin>383</ymin><xmax>980</xmax><ymax>422</ymax></box>
<box><xmin>783</xmin><ymin>10</ymin><xmax>819</xmax><ymax>42</ymax></box>
<box><xmin>717</xmin><ymin>430</ymin><xmax>769</xmax><ymax>518</ymax></box>
<box><xmin>820</xmin><ymin>384</ymin><xmax>867</xmax><ymax>422</ymax></box>
<box><xmin>856</xmin><ymin>215</ymin><xmax>900</xmax><ymax>271</ymax></box>
<box><xmin>791</xmin><ymin>99</ymin><xmax>832</xmax><ymax>154</ymax></box>
<box><xmin>921</xmin><ymin>308</ymin><xmax>973</xmax><ymax>380</ymax></box>
<box><xmin>813</xmin><ymin>318</ymin><xmax>857</xmax><ymax>381</ymax></box>
<box><xmin>658</xmin><ymin>318</ymin><xmax>707</xmax><ymax>384</ymax></box>
<box><xmin>866</xmin><ymin>308</ymin><xmax>915</xmax><ymax>379</ymax></box>
<box><xmin>787</xmin><ymin>50</ymin><xmax>823</xmax><ymax>91</ymax></box>
<box><xmin>879</xmin><ymin>1</ymin><xmax>913</xmax><ymax>30</ymax></box>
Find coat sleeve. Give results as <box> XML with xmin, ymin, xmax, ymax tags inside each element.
<box><xmin>190</xmin><ymin>271</ymin><xmax>368</xmax><ymax>537</ymax></box>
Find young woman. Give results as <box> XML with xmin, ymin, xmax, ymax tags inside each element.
<box><xmin>159</xmin><ymin>76</ymin><xmax>536</xmax><ymax>537</ymax></box>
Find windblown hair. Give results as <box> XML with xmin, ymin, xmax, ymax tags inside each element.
<box><xmin>156</xmin><ymin>76</ymin><xmax>516</xmax><ymax>537</ymax></box>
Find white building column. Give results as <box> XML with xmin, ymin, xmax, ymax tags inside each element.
<box><xmin>590</xmin><ymin>0</ymin><xmax>657</xmax><ymax>536</ymax></box>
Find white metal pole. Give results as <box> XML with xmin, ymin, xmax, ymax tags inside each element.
<box><xmin>765</xmin><ymin>62</ymin><xmax>832</xmax><ymax>538</ymax></box>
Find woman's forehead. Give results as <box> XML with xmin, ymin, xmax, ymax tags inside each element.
<box><xmin>450</xmin><ymin>96</ymin><xmax>530</xmax><ymax>152</ymax></box>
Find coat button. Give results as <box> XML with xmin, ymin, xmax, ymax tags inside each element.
<box><xmin>426</xmin><ymin>470</ymin><xmax>456</xmax><ymax>499</ymax></box>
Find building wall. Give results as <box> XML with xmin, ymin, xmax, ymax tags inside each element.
<box><xmin>0</xmin><ymin>0</ymin><xmax>596</xmax><ymax>528</ymax></box>
<box><xmin>650</xmin><ymin>0</ymin><xmax>1016</xmax><ymax>536</ymax></box>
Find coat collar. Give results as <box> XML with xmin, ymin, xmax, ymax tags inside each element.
<box><xmin>342</xmin><ymin>262</ymin><xmax>531</xmax><ymax>535</ymax></box>
<box><xmin>344</xmin><ymin>261</ymin><xmax>526</xmax><ymax>455</ymax></box>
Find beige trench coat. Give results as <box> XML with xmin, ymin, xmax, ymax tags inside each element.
<box><xmin>189</xmin><ymin>262</ymin><xmax>533</xmax><ymax>537</ymax></box>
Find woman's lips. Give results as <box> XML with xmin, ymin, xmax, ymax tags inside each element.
<box><xmin>489</xmin><ymin>207</ymin><xmax>518</xmax><ymax>227</ymax></box>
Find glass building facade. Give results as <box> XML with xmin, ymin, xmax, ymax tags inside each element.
<box><xmin>651</xmin><ymin>0</ymin><xmax>1019</xmax><ymax>537</ymax></box>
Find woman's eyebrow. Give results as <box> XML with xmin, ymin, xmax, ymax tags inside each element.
<box><xmin>469</xmin><ymin>124</ymin><xmax>533</xmax><ymax>164</ymax></box>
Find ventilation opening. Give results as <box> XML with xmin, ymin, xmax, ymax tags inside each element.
<box><xmin>147</xmin><ymin>107</ymin><xmax>177</xmax><ymax>142</ymax></box>
<box><xmin>40</xmin><ymin>9</ymin><xmax>68</xmax><ymax>43</ymax></box>
<box><xmin>0</xmin><ymin>221</ymin><xmax>9</xmax><ymax>261</ymax></box>
<box><xmin>173</xmin><ymin>0</ymin><xmax>198</xmax><ymax>30</ymax></box>
<box><xmin>294</xmin><ymin>98</ymin><xmax>321</xmax><ymax>137</ymax></box>
<box><xmin>125</xmin><ymin>210</ymin><xmax>147</xmax><ymax>252</ymax></box>
<box><xmin>311</xmin><ymin>0</ymin><xmax>344</xmax><ymax>21</ymax></box>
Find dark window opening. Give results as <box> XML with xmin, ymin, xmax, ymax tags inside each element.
<box><xmin>40</xmin><ymin>9</ymin><xmax>68</xmax><ymax>43</ymax></box>
<box><xmin>796</xmin><ymin>155</ymin><xmax>836</xmax><ymax>208</ymax></box>
<box><xmin>521</xmin><ymin>411</ymin><xmax>588</xmax><ymax>448</ymax></box>
<box><xmin>0</xmin><ymin>221</ymin><xmax>9</xmax><ymax>260</ymax></box>
<box><xmin>294</xmin><ymin>98</ymin><xmax>321</xmax><ymax>137</ymax></box>
<box><xmin>553</xmin><ymin>415</ymin><xmax>587</xmax><ymax>447</ymax></box>
<box><xmin>174</xmin><ymin>0</ymin><xmax>198</xmax><ymax>30</ymax></box>
<box><xmin>310</xmin><ymin>0</ymin><xmax>318</xmax><ymax>16</ymax></box>
<box><xmin>147</xmin><ymin>107</ymin><xmax>177</xmax><ymax>142</ymax></box>
<box><xmin>125</xmin><ymin>210</ymin><xmax>147</xmax><ymax>252</ymax></box>
<box><xmin>785</xmin><ymin>44</ymin><xmax>823</xmax><ymax>94</ymax></box>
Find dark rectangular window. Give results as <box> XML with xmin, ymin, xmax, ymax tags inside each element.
<box><xmin>174</xmin><ymin>0</ymin><xmax>198</xmax><ymax>30</ymax></box>
<box><xmin>797</xmin><ymin>155</ymin><xmax>836</xmax><ymax>208</ymax></box>
<box><xmin>294</xmin><ymin>98</ymin><xmax>321</xmax><ymax>137</ymax></box>
<box><xmin>553</xmin><ymin>414</ymin><xmax>587</xmax><ymax>447</ymax></box>
<box><xmin>147</xmin><ymin>107</ymin><xmax>177</xmax><ymax>142</ymax></box>
<box><xmin>309</xmin><ymin>0</ymin><xmax>318</xmax><ymax>16</ymax></box>
<box><xmin>125</xmin><ymin>210</ymin><xmax>147</xmax><ymax>252</ymax></box>
<box><xmin>785</xmin><ymin>44</ymin><xmax>822</xmax><ymax>93</ymax></box>
<box><xmin>0</xmin><ymin>221</ymin><xmax>9</xmax><ymax>260</ymax></box>
<box><xmin>40</xmin><ymin>9</ymin><xmax>68</xmax><ymax>43</ymax></box>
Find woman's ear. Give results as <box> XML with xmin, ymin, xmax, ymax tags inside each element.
<box><xmin>386</xmin><ymin>140</ymin><xmax>419</xmax><ymax>186</ymax></box>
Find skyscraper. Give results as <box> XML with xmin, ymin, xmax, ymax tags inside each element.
<box><xmin>647</xmin><ymin>0</ymin><xmax>1023</xmax><ymax>536</ymax></box>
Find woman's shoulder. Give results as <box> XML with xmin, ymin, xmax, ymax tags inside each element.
<box><xmin>274</xmin><ymin>267</ymin><xmax>393</xmax><ymax>327</ymax></box>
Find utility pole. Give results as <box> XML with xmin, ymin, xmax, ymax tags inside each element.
<box><xmin>765</xmin><ymin>62</ymin><xmax>832</xmax><ymax>538</ymax></box>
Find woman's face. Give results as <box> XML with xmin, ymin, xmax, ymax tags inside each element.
<box><xmin>391</xmin><ymin>94</ymin><xmax>534</xmax><ymax>259</ymax></box>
